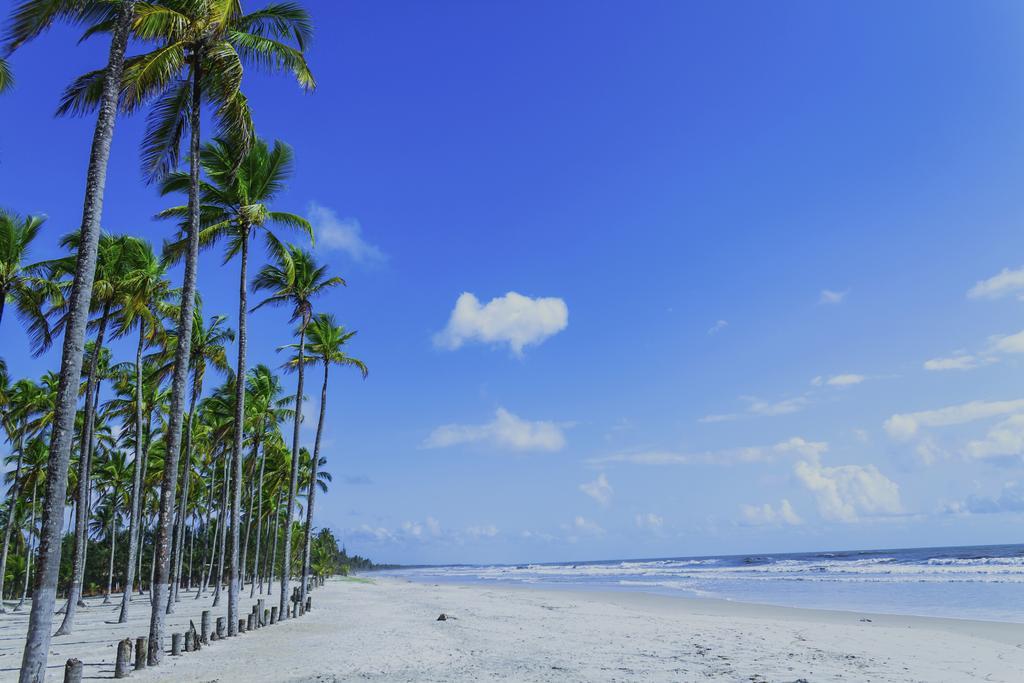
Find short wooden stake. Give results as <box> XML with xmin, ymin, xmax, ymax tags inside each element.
<box><xmin>216</xmin><ymin>616</ymin><xmax>226</xmax><ymax>638</ymax></box>
<box><xmin>134</xmin><ymin>637</ymin><xmax>147</xmax><ymax>670</ymax></box>
<box><xmin>270</xmin><ymin>606</ymin><xmax>278</xmax><ymax>624</ymax></box>
<box><xmin>264</xmin><ymin>608</ymin><xmax>270</xmax><ymax>626</ymax></box>
<box><xmin>63</xmin><ymin>658</ymin><xmax>83</xmax><ymax>683</ymax></box>
<box><xmin>247</xmin><ymin>613</ymin><xmax>255</xmax><ymax>631</ymax></box>
<box><xmin>114</xmin><ymin>639</ymin><xmax>132</xmax><ymax>678</ymax></box>
<box><xmin>305</xmin><ymin>596</ymin><xmax>311</xmax><ymax>612</ymax></box>
<box><xmin>201</xmin><ymin>610</ymin><xmax>211</xmax><ymax>644</ymax></box>
<box><xmin>185</xmin><ymin>630</ymin><xmax>194</xmax><ymax>652</ymax></box>
<box><xmin>238</xmin><ymin>618</ymin><xmax>246</xmax><ymax>634</ymax></box>
<box><xmin>171</xmin><ymin>632</ymin><xmax>183</xmax><ymax>656</ymax></box>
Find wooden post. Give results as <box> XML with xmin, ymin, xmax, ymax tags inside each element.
<box><xmin>185</xmin><ymin>630</ymin><xmax>194</xmax><ymax>652</ymax></box>
<box><xmin>135</xmin><ymin>637</ymin><xmax>148</xmax><ymax>670</ymax></box>
<box><xmin>216</xmin><ymin>616</ymin><xmax>226</xmax><ymax>639</ymax></box>
<box><xmin>172</xmin><ymin>633</ymin><xmax>183</xmax><ymax>656</ymax></box>
<box><xmin>247</xmin><ymin>613</ymin><xmax>255</xmax><ymax>631</ymax></box>
<box><xmin>264</xmin><ymin>608</ymin><xmax>270</xmax><ymax>627</ymax></box>
<box><xmin>271</xmin><ymin>605</ymin><xmax>278</xmax><ymax>624</ymax></box>
<box><xmin>115</xmin><ymin>639</ymin><xmax>132</xmax><ymax>678</ymax></box>
<box><xmin>63</xmin><ymin>658</ymin><xmax>83</xmax><ymax>683</ymax></box>
<box><xmin>305</xmin><ymin>596</ymin><xmax>311</xmax><ymax>612</ymax></box>
<box><xmin>190</xmin><ymin>619</ymin><xmax>201</xmax><ymax>651</ymax></box>
<box><xmin>238</xmin><ymin>618</ymin><xmax>246</xmax><ymax>634</ymax></box>
<box><xmin>201</xmin><ymin>610</ymin><xmax>211</xmax><ymax>644</ymax></box>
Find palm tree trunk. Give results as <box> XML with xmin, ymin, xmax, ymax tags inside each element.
<box><xmin>147</xmin><ymin>58</ymin><xmax>203</xmax><ymax>667</ymax></box>
<box><xmin>196</xmin><ymin>471</ymin><xmax>215</xmax><ymax>598</ymax></box>
<box><xmin>103</xmin><ymin>506</ymin><xmax>116</xmax><ymax>604</ymax></box>
<box><xmin>300</xmin><ymin>361</ymin><xmax>330</xmax><ymax>604</ymax></box>
<box><xmin>228</xmin><ymin>227</ymin><xmax>250</xmax><ymax>633</ymax></box>
<box><xmin>249</xmin><ymin>434</ymin><xmax>268</xmax><ymax>598</ymax></box>
<box><xmin>168</xmin><ymin>384</ymin><xmax>199</xmax><ymax>612</ymax></box>
<box><xmin>187</xmin><ymin>516</ymin><xmax>195</xmax><ymax>590</ymax></box>
<box><xmin>280</xmin><ymin>323</ymin><xmax>307</xmax><ymax>619</ymax></box>
<box><xmin>0</xmin><ymin>432</ymin><xmax>26</xmax><ymax>612</ymax></box>
<box><xmin>18</xmin><ymin>5</ymin><xmax>137</xmax><ymax>676</ymax></box>
<box><xmin>57</xmin><ymin>301</ymin><xmax>112</xmax><ymax>635</ymax></box>
<box><xmin>268</xmin><ymin>490</ymin><xmax>283</xmax><ymax>595</ymax></box>
<box><xmin>212</xmin><ymin>450</ymin><xmax>230</xmax><ymax>607</ymax></box>
<box><xmin>16</xmin><ymin>481</ymin><xmax>37</xmax><ymax>612</ymax></box>
<box><xmin>136</xmin><ymin>420</ymin><xmax>150</xmax><ymax>596</ymax></box>
<box><xmin>119</xmin><ymin>325</ymin><xmax>146</xmax><ymax>622</ymax></box>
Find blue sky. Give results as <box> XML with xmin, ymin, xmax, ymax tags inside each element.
<box><xmin>3</xmin><ymin>1</ymin><xmax>1024</xmax><ymax>565</ymax></box>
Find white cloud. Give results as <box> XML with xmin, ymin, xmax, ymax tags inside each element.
<box><xmin>884</xmin><ymin>399</ymin><xmax>1024</xmax><ymax>440</ymax></box>
<box><xmin>579</xmin><ymin>473</ymin><xmax>613</xmax><ymax>506</ymax></box>
<box><xmin>819</xmin><ymin>289</ymin><xmax>848</xmax><ymax>304</ymax></box>
<box><xmin>990</xmin><ymin>330</ymin><xmax>1024</xmax><ymax>354</ymax></box>
<box><xmin>968</xmin><ymin>266</ymin><xmax>1024</xmax><ymax>300</ymax></box>
<box><xmin>827</xmin><ymin>373</ymin><xmax>865</xmax><ymax>387</ymax></box>
<box><xmin>309</xmin><ymin>203</ymin><xmax>384</xmax><ymax>263</ymax></box>
<box><xmin>945</xmin><ymin>482</ymin><xmax>1024</xmax><ymax>514</ymax></box>
<box><xmin>465</xmin><ymin>524</ymin><xmax>499</xmax><ymax>538</ymax></box>
<box><xmin>794</xmin><ymin>460</ymin><xmax>902</xmax><ymax>522</ymax></box>
<box><xmin>571</xmin><ymin>516</ymin><xmax>604</xmax><ymax>535</ymax></box>
<box><xmin>591</xmin><ymin>437</ymin><xmax>827</xmax><ymax>467</ymax></box>
<box><xmin>741</xmin><ymin>499</ymin><xmax>802</xmax><ymax>526</ymax></box>
<box><xmin>425</xmin><ymin>517</ymin><xmax>442</xmax><ymax>536</ymax></box>
<box><xmin>434</xmin><ymin>291</ymin><xmax>568</xmax><ymax>355</ymax></box>
<box><xmin>924</xmin><ymin>354</ymin><xmax>981</xmax><ymax>371</ymax></box>
<box><xmin>423</xmin><ymin>407</ymin><xmax>567</xmax><ymax>452</ymax></box>
<box><xmin>708</xmin><ymin>320</ymin><xmax>729</xmax><ymax>335</ymax></box>
<box><xmin>634</xmin><ymin>512</ymin><xmax>664</xmax><ymax>530</ymax></box>
<box><xmin>700</xmin><ymin>395</ymin><xmax>807</xmax><ymax>423</ymax></box>
<box><xmin>964</xmin><ymin>414</ymin><xmax>1024</xmax><ymax>461</ymax></box>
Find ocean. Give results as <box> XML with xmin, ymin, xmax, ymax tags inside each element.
<box><xmin>378</xmin><ymin>543</ymin><xmax>1024</xmax><ymax>623</ymax></box>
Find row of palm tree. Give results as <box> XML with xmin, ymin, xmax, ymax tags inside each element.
<box><xmin>1</xmin><ymin>1</ymin><xmax>367</xmax><ymax>681</ymax></box>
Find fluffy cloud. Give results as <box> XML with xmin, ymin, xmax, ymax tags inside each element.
<box><xmin>423</xmin><ymin>407</ymin><xmax>567</xmax><ymax>452</ymax></box>
<box><xmin>708</xmin><ymin>320</ymin><xmax>729</xmax><ymax>335</ymax></box>
<box><xmin>579</xmin><ymin>473</ymin><xmax>613</xmax><ymax>506</ymax></box>
<box><xmin>968</xmin><ymin>266</ymin><xmax>1024</xmax><ymax>300</ymax></box>
<box><xmin>884</xmin><ymin>399</ymin><xmax>1024</xmax><ymax>440</ymax></box>
<box><xmin>634</xmin><ymin>512</ymin><xmax>664</xmax><ymax>530</ymax></box>
<box><xmin>819</xmin><ymin>289</ymin><xmax>848</xmax><ymax>304</ymax></box>
<box><xmin>571</xmin><ymin>516</ymin><xmax>604</xmax><ymax>535</ymax></box>
<box><xmin>945</xmin><ymin>483</ymin><xmax>1024</xmax><ymax>514</ymax></box>
<box><xmin>434</xmin><ymin>291</ymin><xmax>568</xmax><ymax>355</ymax></box>
<box><xmin>309</xmin><ymin>203</ymin><xmax>385</xmax><ymax>263</ymax></box>
<box><xmin>964</xmin><ymin>414</ymin><xmax>1024</xmax><ymax>461</ymax></box>
<box><xmin>924</xmin><ymin>354</ymin><xmax>982</xmax><ymax>371</ymax></box>
<box><xmin>590</xmin><ymin>437</ymin><xmax>828</xmax><ymax>467</ymax></box>
<box><xmin>794</xmin><ymin>460</ymin><xmax>902</xmax><ymax>522</ymax></box>
<box><xmin>465</xmin><ymin>524</ymin><xmax>499</xmax><ymax>538</ymax></box>
<box><xmin>741</xmin><ymin>499</ymin><xmax>802</xmax><ymax>526</ymax></box>
<box><xmin>700</xmin><ymin>395</ymin><xmax>807</xmax><ymax>423</ymax></box>
<box><xmin>812</xmin><ymin>374</ymin><xmax>865</xmax><ymax>387</ymax></box>
<box><xmin>990</xmin><ymin>330</ymin><xmax>1024</xmax><ymax>354</ymax></box>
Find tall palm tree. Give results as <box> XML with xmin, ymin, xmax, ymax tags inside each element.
<box><xmin>159</xmin><ymin>135</ymin><xmax>311</xmax><ymax>609</ymax></box>
<box><xmin>0</xmin><ymin>210</ymin><xmax>54</xmax><ymax>344</ymax></box>
<box><xmin>253</xmin><ymin>243</ymin><xmax>344</xmax><ymax>618</ymax></box>
<box><xmin>92</xmin><ymin>449</ymin><xmax>130</xmax><ymax>604</ymax></box>
<box><xmin>5</xmin><ymin>0</ymin><xmax>141</xmax><ymax>671</ymax></box>
<box><xmin>53</xmin><ymin>234</ymin><xmax>135</xmax><ymax>636</ymax></box>
<box><xmin>91</xmin><ymin>1</ymin><xmax>315</xmax><ymax>658</ymax></box>
<box><xmin>113</xmin><ymin>239</ymin><xmax>172</xmax><ymax>622</ymax></box>
<box><xmin>282</xmin><ymin>314</ymin><xmax>365</xmax><ymax>605</ymax></box>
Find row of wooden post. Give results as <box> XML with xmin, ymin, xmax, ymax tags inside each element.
<box><xmin>62</xmin><ymin>579</ymin><xmax>321</xmax><ymax>682</ymax></box>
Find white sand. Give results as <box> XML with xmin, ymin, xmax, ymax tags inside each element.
<box><xmin>1</xmin><ymin>577</ymin><xmax>1021</xmax><ymax>681</ymax></box>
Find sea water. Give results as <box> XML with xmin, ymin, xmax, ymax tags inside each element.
<box><xmin>379</xmin><ymin>543</ymin><xmax>1024</xmax><ymax>623</ymax></box>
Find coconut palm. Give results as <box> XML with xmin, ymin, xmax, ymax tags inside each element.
<box><xmin>158</xmin><ymin>135</ymin><xmax>311</xmax><ymax>608</ymax></box>
<box><xmin>5</xmin><ymin>0</ymin><xmax>141</xmax><ymax>670</ymax></box>
<box><xmin>92</xmin><ymin>449</ymin><xmax>131</xmax><ymax>603</ymax></box>
<box><xmin>253</xmin><ymin>243</ymin><xmax>344</xmax><ymax>617</ymax></box>
<box><xmin>282</xmin><ymin>313</ymin><xmax>365</xmax><ymax>605</ymax></box>
<box><xmin>0</xmin><ymin>210</ymin><xmax>55</xmax><ymax>346</ymax></box>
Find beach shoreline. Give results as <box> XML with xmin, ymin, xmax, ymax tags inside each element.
<box><xmin>2</xmin><ymin>576</ymin><xmax>1020</xmax><ymax>681</ymax></box>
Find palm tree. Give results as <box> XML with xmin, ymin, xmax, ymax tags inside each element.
<box><xmin>53</xmin><ymin>234</ymin><xmax>135</xmax><ymax>636</ymax></box>
<box><xmin>0</xmin><ymin>210</ymin><xmax>54</xmax><ymax>345</ymax></box>
<box><xmin>5</xmin><ymin>0</ymin><xmax>141</xmax><ymax>670</ymax></box>
<box><xmin>253</xmin><ymin>243</ymin><xmax>344</xmax><ymax>618</ymax></box>
<box><xmin>96</xmin><ymin>1</ymin><xmax>315</xmax><ymax>657</ymax></box>
<box><xmin>282</xmin><ymin>314</ymin><xmax>365</xmax><ymax>605</ymax></box>
<box><xmin>92</xmin><ymin>449</ymin><xmax>130</xmax><ymax>604</ymax></box>
<box><xmin>159</xmin><ymin>135</ymin><xmax>311</xmax><ymax>610</ymax></box>
<box><xmin>113</xmin><ymin>239</ymin><xmax>172</xmax><ymax>622</ymax></box>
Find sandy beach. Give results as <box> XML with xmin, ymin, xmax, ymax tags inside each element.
<box><xmin>0</xmin><ymin>577</ymin><xmax>1021</xmax><ymax>682</ymax></box>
